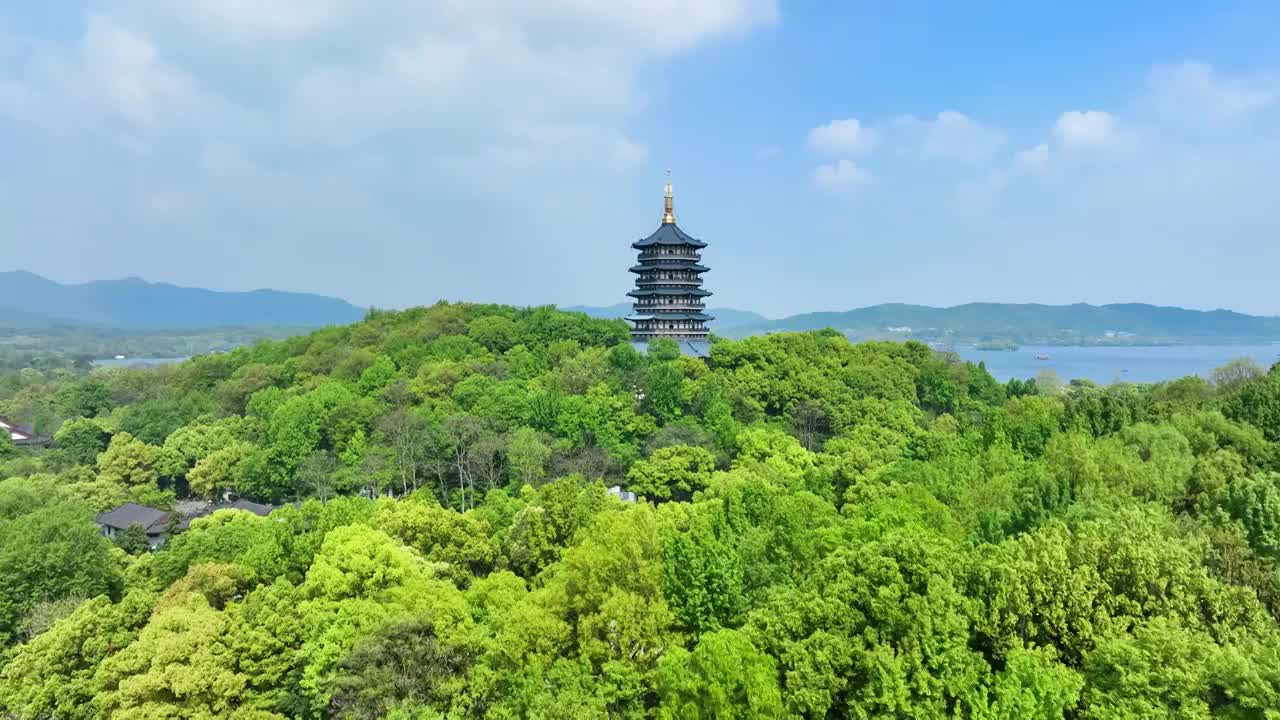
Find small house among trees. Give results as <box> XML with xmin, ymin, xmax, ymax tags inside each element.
<box><xmin>96</xmin><ymin>498</ymin><xmax>287</xmax><ymax>552</ymax></box>
<box><xmin>0</xmin><ymin>416</ymin><xmax>50</xmax><ymax>448</ymax></box>
<box><xmin>607</xmin><ymin>485</ymin><xmax>638</xmax><ymax>503</ymax></box>
<box><xmin>177</xmin><ymin>497</ymin><xmax>279</xmax><ymax>530</ymax></box>
<box><xmin>94</xmin><ymin>503</ymin><xmax>171</xmax><ymax>550</ymax></box>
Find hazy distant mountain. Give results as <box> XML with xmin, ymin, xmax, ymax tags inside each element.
<box><xmin>564</xmin><ymin>303</ymin><xmax>635</xmax><ymax>319</ymax></box>
<box><xmin>0</xmin><ymin>271</ymin><xmax>365</xmax><ymax>330</ymax></box>
<box><xmin>7</xmin><ymin>271</ymin><xmax>1274</xmax><ymax>344</ymax></box>
<box><xmin>0</xmin><ymin>305</ymin><xmax>77</xmax><ymax>329</ymax></box>
<box><xmin>731</xmin><ymin>302</ymin><xmax>1280</xmax><ymax>343</ymax></box>
<box><xmin>565</xmin><ymin>303</ymin><xmax>769</xmax><ymax>330</ymax></box>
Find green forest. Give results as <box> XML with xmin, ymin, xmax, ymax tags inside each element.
<box><xmin>1</xmin><ymin>302</ymin><xmax>1279</xmax><ymax>719</ymax></box>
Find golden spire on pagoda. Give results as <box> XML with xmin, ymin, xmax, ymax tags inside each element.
<box><xmin>662</xmin><ymin>170</ymin><xmax>676</xmax><ymax>224</ymax></box>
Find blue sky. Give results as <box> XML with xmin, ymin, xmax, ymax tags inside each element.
<box><xmin>2</xmin><ymin>2</ymin><xmax>1279</xmax><ymax>317</ymax></box>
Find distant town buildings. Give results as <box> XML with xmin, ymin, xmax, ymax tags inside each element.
<box><xmin>627</xmin><ymin>173</ymin><xmax>714</xmax><ymax>358</ymax></box>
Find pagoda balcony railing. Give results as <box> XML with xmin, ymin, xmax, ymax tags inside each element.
<box><xmin>634</xmin><ymin>299</ymin><xmax>706</xmax><ymax>306</ymax></box>
<box><xmin>632</xmin><ymin>325</ymin><xmax>709</xmax><ymax>332</ymax></box>
<box><xmin>636</xmin><ymin>278</ymin><xmax>704</xmax><ymax>285</ymax></box>
<box><xmin>632</xmin><ymin>330</ymin><xmax>711</xmax><ymax>340</ymax></box>
<box><xmin>637</xmin><ymin>256</ymin><xmax>703</xmax><ymax>264</ymax></box>
<box><xmin>638</xmin><ymin>251</ymin><xmax>701</xmax><ymax>261</ymax></box>
<box><xmin>634</xmin><ymin>304</ymin><xmax>706</xmax><ymax>312</ymax></box>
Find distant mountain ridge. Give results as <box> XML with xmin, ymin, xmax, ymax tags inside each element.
<box><xmin>735</xmin><ymin>302</ymin><xmax>1280</xmax><ymax>343</ymax></box>
<box><xmin>5</xmin><ymin>270</ymin><xmax>1276</xmax><ymax>343</ymax></box>
<box><xmin>572</xmin><ymin>300</ymin><xmax>1280</xmax><ymax>344</ymax></box>
<box><xmin>0</xmin><ymin>271</ymin><xmax>366</xmax><ymax>330</ymax></box>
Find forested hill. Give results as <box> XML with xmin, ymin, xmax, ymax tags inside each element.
<box><xmin>738</xmin><ymin>302</ymin><xmax>1280</xmax><ymax>342</ymax></box>
<box><xmin>0</xmin><ymin>271</ymin><xmax>365</xmax><ymax>329</ymax></box>
<box><xmin>2</xmin><ymin>302</ymin><xmax>1280</xmax><ymax>717</ymax></box>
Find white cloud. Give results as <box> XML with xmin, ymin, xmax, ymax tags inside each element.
<box><xmin>0</xmin><ymin>79</ymin><xmax>32</xmax><ymax>119</ymax></box>
<box><xmin>7</xmin><ymin>4</ymin><xmax>777</xmax><ymax>176</ymax></box>
<box><xmin>0</xmin><ymin>3</ymin><xmax>781</xmax><ymax>309</ymax></box>
<box><xmin>464</xmin><ymin>0</ymin><xmax>779</xmax><ymax>54</ymax></box>
<box><xmin>892</xmin><ymin>110</ymin><xmax>1006</xmax><ymax>163</ymax></box>
<box><xmin>1147</xmin><ymin>60</ymin><xmax>1276</xmax><ymax>119</ymax></box>
<box><xmin>1053</xmin><ymin>110</ymin><xmax>1119</xmax><ymax>149</ymax></box>
<box><xmin>1012</xmin><ymin>143</ymin><xmax>1049</xmax><ymax>173</ymax></box>
<box><xmin>157</xmin><ymin>0</ymin><xmax>779</xmax><ymax>53</ymax></box>
<box><xmin>184</xmin><ymin>0</ymin><xmax>348</xmax><ymax>39</ymax></box>
<box><xmin>3</xmin><ymin>14</ymin><xmax>222</xmax><ymax>138</ymax></box>
<box><xmin>987</xmin><ymin>169</ymin><xmax>1007</xmax><ymax>192</ymax></box>
<box><xmin>610</xmin><ymin>137</ymin><xmax>649</xmax><ymax>170</ymax></box>
<box><xmin>813</xmin><ymin>159</ymin><xmax>872</xmax><ymax>191</ymax></box>
<box><xmin>79</xmin><ymin>14</ymin><xmax>192</xmax><ymax>126</ymax></box>
<box><xmin>808</xmin><ymin>117</ymin><xmax>878</xmax><ymax>155</ymax></box>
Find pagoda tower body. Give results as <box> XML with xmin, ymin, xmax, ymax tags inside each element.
<box><xmin>627</xmin><ymin>176</ymin><xmax>713</xmax><ymax>346</ymax></box>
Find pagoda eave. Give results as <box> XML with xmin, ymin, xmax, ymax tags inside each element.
<box><xmin>627</xmin><ymin>312</ymin><xmax>714</xmax><ymax>322</ymax></box>
<box><xmin>631</xmin><ymin>223</ymin><xmax>707</xmax><ymax>249</ymax></box>
<box><xmin>630</xmin><ymin>263</ymin><xmax>709</xmax><ymax>273</ymax></box>
<box><xmin>628</xmin><ymin>288</ymin><xmax>712</xmax><ymax>298</ymax></box>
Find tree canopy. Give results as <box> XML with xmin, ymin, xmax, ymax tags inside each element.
<box><xmin>1</xmin><ymin>301</ymin><xmax>1279</xmax><ymax>718</ymax></box>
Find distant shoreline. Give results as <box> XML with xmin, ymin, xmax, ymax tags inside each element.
<box><xmin>955</xmin><ymin>343</ymin><xmax>1280</xmax><ymax>384</ymax></box>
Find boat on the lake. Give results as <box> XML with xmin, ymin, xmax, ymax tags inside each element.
<box><xmin>1035</xmin><ymin>353</ymin><xmax>1052</xmax><ymax>361</ymax></box>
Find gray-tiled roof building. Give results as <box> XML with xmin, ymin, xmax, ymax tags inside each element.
<box><xmin>177</xmin><ymin>498</ymin><xmax>281</xmax><ymax>530</ymax></box>
<box><xmin>95</xmin><ymin>503</ymin><xmax>171</xmax><ymax>549</ymax></box>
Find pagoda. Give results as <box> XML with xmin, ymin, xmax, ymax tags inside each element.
<box><xmin>627</xmin><ymin>174</ymin><xmax>713</xmax><ymax>349</ymax></box>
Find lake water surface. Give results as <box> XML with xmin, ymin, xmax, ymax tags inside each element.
<box><xmin>90</xmin><ymin>346</ymin><xmax>1280</xmax><ymax>385</ymax></box>
<box><xmin>93</xmin><ymin>357</ymin><xmax>189</xmax><ymax>368</ymax></box>
<box><xmin>956</xmin><ymin>344</ymin><xmax>1280</xmax><ymax>384</ymax></box>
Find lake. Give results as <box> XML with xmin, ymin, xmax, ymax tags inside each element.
<box><xmin>93</xmin><ymin>356</ymin><xmax>189</xmax><ymax>368</ymax></box>
<box><xmin>88</xmin><ymin>345</ymin><xmax>1280</xmax><ymax>384</ymax></box>
<box><xmin>956</xmin><ymin>344</ymin><xmax>1280</xmax><ymax>384</ymax></box>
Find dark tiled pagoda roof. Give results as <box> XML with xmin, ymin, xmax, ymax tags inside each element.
<box><xmin>630</xmin><ymin>263</ymin><xmax>709</xmax><ymax>273</ymax></box>
<box><xmin>628</xmin><ymin>287</ymin><xmax>711</xmax><ymax>298</ymax></box>
<box><xmin>631</xmin><ymin>223</ymin><xmax>707</xmax><ymax>249</ymax></box>
<box><xmin>626</xmin><ymin>311</ymin><xmax>714</xmax><ymax>322</ymax></box>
